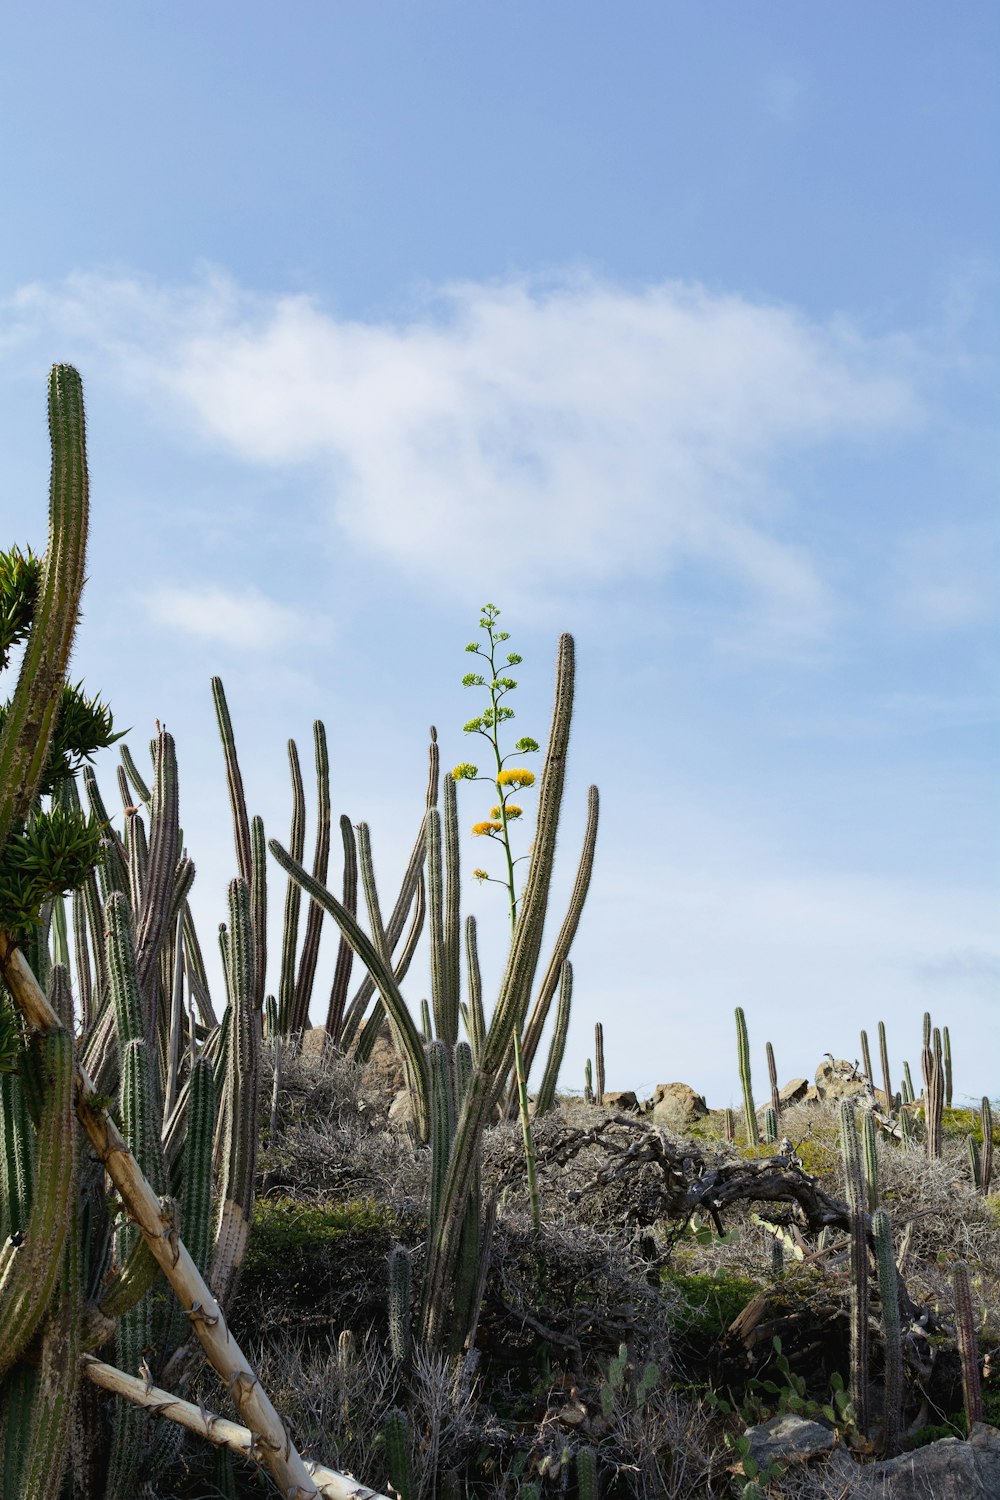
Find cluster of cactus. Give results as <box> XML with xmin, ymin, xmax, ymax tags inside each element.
<box><xmin>0</xmin><ymin>368</ymin><xmax>373</xmax><ymax>1500</ymax></box>
<box><xmin>269</xmin><ymin>629</ymin><xmax>599</xmax><ymax>1352</ymax></box>
<box><xmin>921</xmin><ymin>1012</ymin><xmax>945</xmax><ymax>1159</ymax></box>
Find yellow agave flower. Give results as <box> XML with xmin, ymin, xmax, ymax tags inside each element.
<box><xmin>497</xmin><ymin>768</ymin><xmax>535</xmax><ymax>789</ymax></box>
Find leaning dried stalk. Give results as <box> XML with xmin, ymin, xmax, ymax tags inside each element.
<box><xmin>81</xmin><ymin>1357</ymin><xmax>389</xmax><ymax>1500</ymax></box>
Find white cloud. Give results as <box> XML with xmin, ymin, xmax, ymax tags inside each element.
<box><xmin>143</xmin><ymin>583</ymin><xmax>310</xmax><ymax>651</ymax></box>
<box><xmin>7</xmin><ymin>269</ymin><xmax>920</xmax><ymax>642</ymax></box>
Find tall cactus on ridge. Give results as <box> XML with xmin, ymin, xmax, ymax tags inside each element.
<box><xmin>735</xmin><ymin>1007</ymin><xmax>759</xmax><ymax>1147</ymax></box>
<box><xmin>839</xmin><ymin>1100</ymin><xmax>870</xmax><ymax>1436</ymax></box>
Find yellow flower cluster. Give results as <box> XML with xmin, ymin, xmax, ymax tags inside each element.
<box><xmin>490</xmin><ymin>804</ymin><xmax>523</xmax><ymax>820</ymax></box>
<box><xmin>497</xmin><ymin>767</ymin><xmax>535</xmax><ymax>788</ymax></box>
<box><xmin>471</xmin><ymin>820</ymin><xmax>502</xmax><ymax>837</ymax></box>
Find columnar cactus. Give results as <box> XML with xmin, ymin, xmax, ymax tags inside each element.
<box><xmin>839</xmin><ymin>1101</ymin><xmax>870</xmax><ymax>1436</ymax></box>
<box><xmin>953</xmin><ymin>1261</ymin><xmax>983</xmax><ymax>1430</ymax></box>
<box><xmin>922</xmin><ymin>1023</ymin><xmax>944</xmax><ymax>1159</ymax></box>
<box><xmin>878</xmin><ymin>1020</ymin><xmax>892</xmax><ymax>1109</ymax></box>
<box><xmin>872</xmin><ymin>1208</ymin><xmax>901</xmax><ymax>1455</ymax></box>
<box><xmin>862</xmin><ymin>1109</ymin><xmax>879</xmax><ymax>1214</ymax></box>
<box><xmin>735</xmin><ymin>1007</ymin><xmax>759</xmax><ymax>1147</ymax></box>
<box><xmin>981</xmin><ymin>1097</ymin><xmax>994</xmax><ymax>1195</ymax></box>
<box><xmin>594</xmin><ymin>1021</ymin><xmax>606</xmax><ymax>1107</ymax></box>
<box><xmin>534</xmin><ymin>961</ymin><xmax>572</xmax><ymax>1117</ymax></box>
<box><xmin>766</xmin><ymin>1040</ymin><xmax>780</xmax><ymax>1123</ymax></box>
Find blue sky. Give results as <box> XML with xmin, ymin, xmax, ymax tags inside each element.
<box><xmin>1</xmin><ymin>2</ymin><xmax>997</xmax><ymax>1106</ymax></box>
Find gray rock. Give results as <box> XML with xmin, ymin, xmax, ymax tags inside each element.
<box><xmin>815</xmin><ymin>1058</ymin><xmax>869</xmax><ymax>1102</ymax></box>
<box><xmin>971</xmin><ymin>1424</ymin><xmax>1000</xmax><ymax>1499</ymax></box>
<box><xmin>362</xmin><ymin>1036</ymin><xmax>406</xmax><ymax>1097</ymax></box>
<box><xmin>872</xmin><ymin>1435</ymin><xmax>992</xmax><ymax>1499</ymax></box>
<box><xmin>387</xmin><ymin>1090</ymin><xmax>415</xmax><ymax>1126</ymax></box>
<box><xmin>300</xmin><ymin>1026</ymin><xmax>330</xmax><ymax>1059</ymax></box>
<box><xmin>744</xmin><ymin>1413</ymin><xmax>838</xmax><ymax>1469</ymax></box>
<box><xmin>604</xmin><ymin>1090</ymin><xmax>639</xmax><ymax>1112</ymax></box>
<box><xmin>650</xmin><ymin>1082</ymin><xmax>709</xmax><ymax>1125</ymax></box>
<box><xmin>779</xmin><ymin>1078</ymin><xmax>810</xmax><ymax>1107</ymax></box>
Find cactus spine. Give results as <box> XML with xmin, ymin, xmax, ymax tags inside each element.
<box><xmin>735</xmin><ymin>1007</ymin><xmax>758</xmax><ymax>1146</ymax></box>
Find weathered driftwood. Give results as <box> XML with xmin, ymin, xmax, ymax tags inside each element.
<box><xmin>0</xmin><ymin>933</ymin><xmax>321</xmax><ymax>1500</ymax></box>
<box><xmin>81</xmin><ymin>1357</ymin><xmax>389</xmax><ymax>1500</ymax></box>
<box><xmin>543</xmin><ymin>1115</ymin><xmax>854</xmax><ymax>1236</ymax></box>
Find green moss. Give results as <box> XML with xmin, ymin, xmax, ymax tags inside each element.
<box><xmin>663</xmin><ymin>1269</ymin><xmax>761</xmax><ymax>1341</ymax></box>
<box><xmin>244</xmin><ymin>1195</ymin><xmax>398</xmax><ymax>1272</ymax></box>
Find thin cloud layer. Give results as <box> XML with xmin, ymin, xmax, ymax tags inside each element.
<box><xmin>144</xmin><ymin>583</ymin><xmax>309</xmax><ymax>651</ymax></box>
<box><xmin>9</xmin><ymin>270</ymin><xmax>919</xmax><ymax>639</ymax></box>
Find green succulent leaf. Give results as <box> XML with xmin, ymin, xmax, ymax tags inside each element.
<box><xmin>0</xmin><ymin>546</ymin><xmax>42</xmax><ymax>672</ymax></box>
<box><xmin>0</xmin><ymin>804</ymin><xmax>104</xmax><ymax>937</ymax></box>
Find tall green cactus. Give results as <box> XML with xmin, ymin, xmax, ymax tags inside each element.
<box><xmin>953</xmin><ymin>1261</ymin><xmax>983</xmax><ymax>1430</ymax></box>
<box><xmin>594</xmin><ymin>1020</ymin><xmax>606</xmax><ymax>1107</ymax></box>
<box><xmin>922</xmin><ymin>1022</ymin><xmax>944</xmax><ymax>1159</ymax></box>
<box><xmin>872</xmin><ymin>1208</ymin><xmax>901</xmax><ymax>1456</ymax></box>
<box><xmin>534</xmin><ymin>961</ymin><xmax>572</xmax><ymax>1117</ymax></box>
<box><xmin>878</xmin><ymin>1020</ymin><xmax>892</xmax><ymax>1110</ymax></box>
<box><xmin>0</xmin><ymin>367</ymin><xmax>88</xmax><ymax>852</ymax></box>
<box><xmin>861</xmin><ymin>1109</ymin><xmax>879</xmax><ymax>1214</ymax></box>
<box><xmin>981</xmin><ymin>1097</ymin><xmax>994</xmax><ymax>1195</ymax></box>
<box><xmin>735</xmin><ymin>1006</ymin><xmax>759</xmax><ymax>1147</ymax></box>
<box><xmin>766</xmin><ymin>1039</ymin><xmax>780</xmax><ymax>1124</ymax></box>
<box><xmin>839</xmin><ymin>1101</ymin><xmax>870</xmax><ymax>1436</ymax></box>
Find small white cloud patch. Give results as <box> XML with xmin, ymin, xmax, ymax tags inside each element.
<box><xmin>144</xmin><ymin>584</ymin><xmax>307</xmax><ymax>651</ymax></box>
